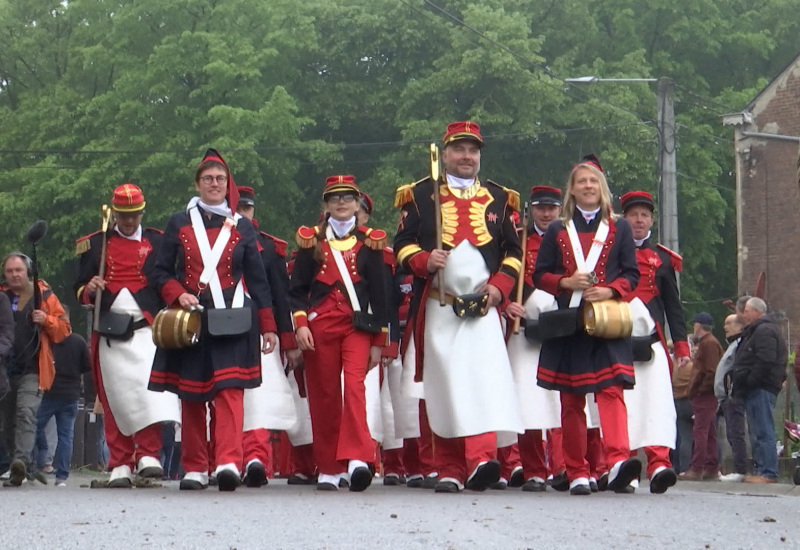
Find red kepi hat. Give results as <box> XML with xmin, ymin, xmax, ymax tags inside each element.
<box><xmin>111</xmin><ymin>184</ymin><xmax>146</xmax><ymax>213</ymax></box>
<box><xmin>199</xmin><ymin>148</ymin><xmax>238</xmax><ymax>217</ymax></box>
<box><xmin>237</xmin><ymin>186</ymin><xmax>256</xmax><ymax>207</ymax></box>
<box><xmin>443</xmin><ymin>121</ymin><xmax>483</xmax><ymax>148</ymax></box>
<box><xmin>529</xmin><ymin>186</ymin><xmax>562</xmax><ymax>206</ymax></box>
<box><xmin>620</xmin><ymin>191</ymin><xmax>655</xmax><ymax>213</ymax></box>
<box><xmin>322</xmin><ymin>175</ymin><xmax>360</xmax><ymax>198</ymax></box>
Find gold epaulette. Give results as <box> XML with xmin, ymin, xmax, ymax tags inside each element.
<box><xmin>361</xmin><ymin>226</ymin><xmax>388</xmax><ymax>250</ymax></box>
<box><xmin>74</xmin><ymin>231</ymin><xmax>101</xmax><ymax>256</ymax></box>
<box><xmin>393</xmin><ymin>177</ymin><xmax>427</xmax><ymax>208</ymax></box>
<box><xmin>485</xmin><ymin>180</ymin><xmax>520</xmax><ymax>212</ymax></box>
<box><xmin>295</xmin><ymin>226</ymin><xmax>318</xmax><ymax>249</ymax></box>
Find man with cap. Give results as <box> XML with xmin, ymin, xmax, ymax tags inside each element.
<box><xmin>620</xmin><ymin>190</ymin><xmax>690</xmax><ymax>493</ymax></box>
<box><xmin>681</xmin><ymin>311</ymin><xmax>724</xmax><ymax>481</ymax></box>
<box><xmin>503</xmin><ymin>186</ymin><xmax>565</xmax><ymax>492</ymax></box>
<box><xmin>75</xmin><ymin>184</ymin><xmax>180</xmax><ymax>487</ymax></box>
<box><xmin>394</xmin><ymin>121</ymin><xmax>524</xmax><ymax>493</ymax></box>
<box><xmin>290</xmin><ymin>175</ymin><xmax>390</xmax><ymax>492</ymax></box>
<box><xmin>235</xmin><ymin>185</ymin><xmax>300</xmax><ymax>487</ymax></box>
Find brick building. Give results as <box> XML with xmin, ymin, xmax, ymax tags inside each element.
<box><xmin>723</xmin><ymin>53</ymin><xmax>800</xmax><ymax>349</ymax></box>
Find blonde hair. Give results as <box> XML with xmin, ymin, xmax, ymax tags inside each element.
<box><xmin>560</xmin><ymin>163</ymin><xmax>617</xmax><ymax>222</ymax></box>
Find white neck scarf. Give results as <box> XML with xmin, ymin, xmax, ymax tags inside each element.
<box><xmin>634</xmin><ymin>230</ymin><xmax>652</xmax><ymax>248</ymax></box>
<box><xmin>114</xmin><ymin>225</ymin><xmax>142</xmax><ymax>242</ymax></box>
<box><xmin>576</xmin><ymin>205</ymin><xmax>601</xmax><ymax>223</ymax></box>
<box><xmin>446</xmin><ymin>173</ymin><xmax>476</xmax><ymax>190</ymax></box>
<box><xmin>329</xmin><ymin>216</ymin><xmax>356</xmax><ymax>238</ymax></box>
<box><xmin>186</xmin><ymin>196</ymin><xmax>241</xmax><ymax>221</ymax></box>
<box><xmin>534</xmin><ymin>224</ymin><xmax>546</xmax><ymax>237</ymax></box>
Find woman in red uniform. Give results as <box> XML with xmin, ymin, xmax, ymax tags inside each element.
<box><xmin>149</xmin><ymin>149</ymin><xmax>278</xmax><ymax>492</ymax></box>
<box><xmin>533</xmin><ymin>155</ymin><xmax>640</xmax><ymax>495</ymax></box>
<box><xmin>289</xmin><ymin>175</ymin><xmax>389</xmax><ymax>492</ymax></box>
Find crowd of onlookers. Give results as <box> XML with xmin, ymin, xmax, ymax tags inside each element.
<box><xmin>671</xmin><ymin>295</ymin><xmax>793</xmax><ymax>484</ymax></box>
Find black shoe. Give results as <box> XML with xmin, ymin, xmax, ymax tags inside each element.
<box><xmin>383</xmin><ymin>473</ymin><xmax>404</xmax><ymax>486</ymax></box>
<box><xmin>406</xmin><ymin>476</ymin><xmax>424</xmax><ymax>488</ymax></box>
<box><xmin>316</xmin><ymin>482</ymin><xmax>338</xmax><ymax>491</ymax></box>
<box><xmin>434</xmin><ymin>481</ymin><xmax>461</xmax><ymax>493</ymax></box>
<box><xmin>488</xmin><ymin>480</ymin><xmax>508</xmax><ymax>490</ymax></box>
<box><xmin>794</xmin><ymin>466</ymin><xmax>800</xmax><ymax>486</ymax></box>
<box><xmin>616</xmin><ymin>484</ymin><xmax>636</xmax><ymax>494</ymax></box>
<box><xmin>521</xmin><ymin>479</ymin><xmax>547</xmax><ymax>492</ymax></box>
<box><xmin>8</xmin><ymin>460</ymin><xmax>26</xmax><ymax>487</ymax></box>
<box><xmin>349</xmin><ymin>467</ymin><xmax>372</xmax><ymax>492</ymax></box>
<box><xmin>466</xmin><ymin>460</ymin><xmax>501</xmax><ymax>492</ymax></box>
<box><xmin>508</xmin><ymin>468</ymin><xmax>525</xmax><ymax>488</ymax></box>
<box><xmin>179</xmin><ymin>479</ymin><xmax>206</xmax><ymax>491</ymax></box>
<box><xmin>649</xmin><ymin>468</ymin><xmax>677</xmax><ymax>494</ymax></box>
<box><xmin>243</xmin><ymin>461</ymin><xmax>267</xmax><ymax>488</ymax></box>
<box><xmin>338</xmin><ymin>477</ymin><xmax>350</xmax><ymax>489</ymax></box>
<box><xmin>217</xmin><ymin>469</ymin><xmax>241</xmax><ymax>492</ymax></box>
<box><xmin>421</xmin><ymin>475</ymin><xmax>439</xmax><ymax>489</ymax></box>
<box><xmin>597</xmin><ymin>472</ymin><xmax>609</xmax><ymax>492</ymax></box>
<box><xmin>570</xmin><ymin>483</ymin><xmax>592</xmax><ymax>496</ymax></box>
<box><xmin>287</xmin><ymin>473</ymin><xmax>316</xmax><ymax>485</ymax></box>
<box><xmin>548</xmin><ymin>470</ymin><xmax>569</xmax><ymax>492</ymax></box>
<box><xmin>589</xmin><ymin>480</ymin><xmax>598</xmax><ymax>493</ymax></box>
<box><xmin>607</xmin><ymin>459</ymin><xmax>642</xmax><ymax>493</ymax></box>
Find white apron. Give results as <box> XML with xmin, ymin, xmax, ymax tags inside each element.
<box><xmin>423</xmin><ymin>241</ymin><xmax>524</xmax><ymax>439</ymax></box>
<box><xmin>624</xmin><ymin>298</ymin><xmax>677</xmax><ymax>449</ymax></box>
<box><xmin>243</xmin><ymin>340</ymin><xmax>297</xmax><ymax>432</ymax></box>
<box><xmin>99</xmin><ymin>289</ymin><xmax>180</xmax><ymax>436</ymax></box>
<box><xmin>365</xmin><ymin>366</ymin><xmax>383</xmax><ymax>443</ymax></box>
<box><xmin>285</xmin><ymin>370</ymin><xmax>313</xmax><ymax>446</ymax></box>
<box><xmin>400</xmin><ymin>334</ymin><xmax>425</xmax><ymax>400</ymax></box>
<box><xmin>507</xmin><ymin>289</ymin><xmax>562</xmax><ymax>430</ymax></box>
<box><xmin>387</xmin><ymin>357</ymin><xmax>420</xmax><ymax>440</ymax></box>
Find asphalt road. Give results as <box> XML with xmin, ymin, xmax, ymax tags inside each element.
<box><xmin>1</xmin><ymin>473</ymin><xmax>799</xmax><ymax>550</ymax></box>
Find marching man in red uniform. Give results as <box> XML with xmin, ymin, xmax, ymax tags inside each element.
<box><xmin>504</xmin><ymin>186</ymin><xmax>565</xmax><ymax>492</ymax></box>
<box><xmin>394</xmin><ymin>121</ymin><xmax>523</xmax><ymax>493</ymax></box>
<box><xmin>75</xmin><ymin>184</ymin><xmax>180</xmax><ymax>488</ymax></box>
<box><xmin>621</xmin><ymin>190</ymin><xmax>688</xmax><ymax>493</ymax></box>
<box><xmin>289</xmin><ymin>175</ymin><xmax>390</xmax><ymax>492</ymax></box>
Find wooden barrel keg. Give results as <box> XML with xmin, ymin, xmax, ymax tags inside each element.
<box><xmin>152</xmin><ymin>307</ymin><xmax>202</xmax><ymax>349</ymax></box>
<box><xmin>583</xmin><ymin>300</ymin><xmax>633</xmax><ymax>339</ymax></box>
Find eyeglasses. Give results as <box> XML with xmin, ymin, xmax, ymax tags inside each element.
<box><xmin>325</xmin><ymin>194</ymin><xmax>357</xmax><ymax>204</ymax></box>
<box><xmin>199</xmin><ymin>175</ymin><xmax>228</xmax><ymax>185</ymax></box>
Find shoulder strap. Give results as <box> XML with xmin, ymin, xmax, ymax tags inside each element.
<box><xmin>325</xmin><ymin>226</ymin><xmax>371</xmax><ymax>314</ymax></box>
<box><xmin>565</xmin><ymin>220</ymin><xmax>609</xmax><ymax>308</ymax></box>
<box><xmin>189</xmin><ymin>207</ymin><xmax>243</xmax><ymax>309</ymax></box>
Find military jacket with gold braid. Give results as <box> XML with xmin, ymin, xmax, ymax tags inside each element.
<box><xmin>393</xmin><ymin>176</ymin><xmax>522</xmax><ymax>300</ymax></box>
<box><xmin>289</xmin><ymin>223</ymin><xmax>390</xmax><ymax>346</ymax></box>
<box><xmin>74</xmin><ymin>227</ymin><xmax>165</xmax><ymax>322</ymax></box>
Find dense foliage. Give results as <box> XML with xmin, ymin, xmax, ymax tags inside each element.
<box><xmin>1</xmin><ymin>0</ymin><xmax>797</xmax><ymax>328</ymax></box>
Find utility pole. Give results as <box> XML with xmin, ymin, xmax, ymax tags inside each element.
<box><xmin>657</xmin><ymin>77</ymin><xmax>679</xmax><ymax>254</ymax></box>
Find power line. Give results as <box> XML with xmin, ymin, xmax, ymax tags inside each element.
<box><xmin>676</xmin><ymin>171</ymin><xmax>735</xmax><ymax>193</ymax></box>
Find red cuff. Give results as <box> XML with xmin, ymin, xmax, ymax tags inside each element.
<box><xmin>161</xmin><ymin>280</ymin><xmax>188</xmax><ymax>306</ymax></box>
<box><xmin>372</xmin><ymin>328</ymin><xmax>390</xmax><ymax>347</ymax></box>
<box><xmin>293</xmin><ymin>312</ymin><xmax>308</xmax><ymax>329</ymax></box>
<box><xmin>77</xmin><ymin>286</ymin><xmax>92</xmax><ymax>305</ymax></box>
<box><xmin>673</xmin><ymin>340</ymin><xmax>690</xmax><ymax>358</ymax></box>
<box><xmin>258</xmin><ymin>308</ymin><xmax>278</xmax><ymax>334</ymax></box>
<box><xmin>606</xmin><ymin>279</ymin><xmax>632</xmax><ymax>300</ymax></box>
<box><xmin>488</xmin><ymin>271</ymin><xmax>515</xmax><ymax>301</ymax></box>
<box><xmin>382</xmin><ymin>341</ymin><xmax>399</xmax><ymax>359</ymax></box>
<box><xmin>536</xmin><ymin>273</ymin><xmax>564</xmax><ymax>296</ymax></box>
<box><xmin>407</xmin><ymin>251</ymin><xmax>431</xmax><ymax>279</ymax></box>
<box><xmin>279</xmin><ymin>332</ymin><xmax>297</xmax><ymax>351</ymax></box>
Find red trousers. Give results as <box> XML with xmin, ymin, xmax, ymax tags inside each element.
<box><xmin>497</xmin><ymin>443</ymin><xmax>521</xmax><ymax>480</ymax></box>
<box><xmin>289</xmin><ymin>443</ymin><xmax>316</xmax><ymax>477</ymax></box>
<box><xmin>181</xmin><ymin>388</ymin><xmax>244</xmax><ymax>474</ymax></box>
<box><xmin>305</xmin><ymin>311</ymin><xmax>374</xmax><ymax>475</ymax></box>
<box><xmin>242</xmin><ymin>428</ymin><xmax>274</xmax><ymax>477</ymax></box>
<box><xmin>586</xmin><ymin>428</ymin><xmax>607</xmax><ymax>479</ymax></box>
<box><xmin>410</xmin><ymin>400</ymin><xmax>436</xmax><ymax>477</ymax></box>
<box><xmin>434</xmin><ymin>432</ymin><xmax>496</xmax><ymax>483</ymax></box>
<box><xmin>635</xmin><ymin>446</ymin><xmax>672</xmax><ymax>478</ymax></box>
<box><xmin>518</xmin><ymin>430</ymin><xmax>548</xmax><ymax>481</ymax></box>
<box><xmin>560</xmin><ymin>386</ymin><xmax>630</xmax><ymax>481</ymax></box>
<box><xmin>94</xmin><ymin>364</ymin><xmax>161</xmax><ymax>470</ymax></box>
<box><xmin>547</xmin><ymin>428</ymin><xmax>564</xmax><ymax>475</ymax></box>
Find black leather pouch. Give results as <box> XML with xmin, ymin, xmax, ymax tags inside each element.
<box><xmin>523</xmin><ymin>319</ymin><xmax>542</xmax><ymax>343</ymax></box>
<box><xmin>207</xmin><ymin>307</ymin><xmax>252</xmax><ymax>337</ymax></box>
<box><xmin>97</xmin><ymin>311</ymin><xmax>135</xmax><ymax>341</ymax></box>
<box><xmin>352</xmin><ymin>311</ymin><xmax>382</xmax><ymax>334</ymax></box>
<box><xmin>452</xmin><ymin>292</ymin><xmax>489</xmax><ymax>318</ymax></box>
<box><xmin>631</xmin><ymin>336</ymin><xmax>655</xmax><ymax>362</ymax></box>
<box><xmin>538</xmin><ymin>308</ymin><xmax>581</xmax><ymax>339</ymax></box>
